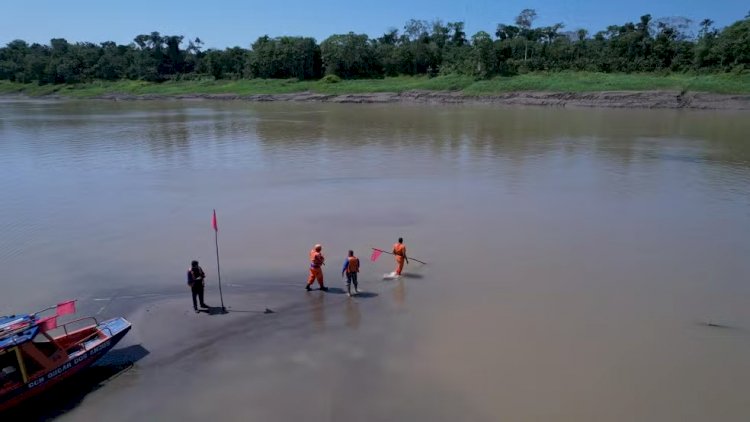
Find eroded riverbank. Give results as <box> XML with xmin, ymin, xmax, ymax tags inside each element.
<box><xmin>43</xmin><ymin>89</ymin><xmax>750</xmax><ymax>110</ymax></box>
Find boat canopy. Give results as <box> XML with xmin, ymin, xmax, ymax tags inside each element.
<box><xmin>0</xmin><ymin>315</ymin><xmax>39</xmax><ymax>350</ymax></box>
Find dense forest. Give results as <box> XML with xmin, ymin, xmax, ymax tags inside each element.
<box><xmin>1</xmin><ymin>10</ymin><xmax>748</xmax><ymax>85</ymax></box>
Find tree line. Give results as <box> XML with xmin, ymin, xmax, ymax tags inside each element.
<box><xmin>1</xmin><ymin>10</ymin><xmax>749</xmax><ymax>84</ymax></box>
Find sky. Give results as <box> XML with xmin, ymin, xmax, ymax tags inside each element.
<box><xmin>2</xmin><ymin>0</ymin><xmax>748</xmax><ymax>49</ymax></box>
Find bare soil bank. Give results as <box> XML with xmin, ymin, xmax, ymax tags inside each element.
<box><xmin>90</xmin><ymin>90</ymin><xmax>750</xmax><ymax>110</ymax></box>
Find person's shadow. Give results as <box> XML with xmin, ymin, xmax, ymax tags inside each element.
<box><xmin>198</xmin><ymin>305</ymin><xmax>228</xmax><ymax>315</ymax></box>
<box><xmin>324</xmin><ymin>287</ymin><xmax>347</xmax><ymax>295</ymax></box>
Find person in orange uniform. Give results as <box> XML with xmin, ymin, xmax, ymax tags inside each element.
<box><xmin>393</xmin><ymin>237</ymin><xmax>409</xmax><ymax>276</ymax></box>
<box><xmin>341</xmin><ymin>250</ymin><xmax>360</xmax><ymax>296</ymax></box>
<box><xmin>306</xmin><ymin>244</ymin><xmax>328</xmax><ymax>292</ymax></box>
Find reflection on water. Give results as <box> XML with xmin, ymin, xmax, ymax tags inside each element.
<box><xmin>393</xmin><ymin>280</ymin><xmax>406</xmax><ymax>310</ymax></box>
<box><xmin>344</xmin><ymin>299</ymin><xmax>361</xmax><ymax>330</ymax></box>
<box><xmin>306</xmin><ymin>291</ymin><xmax>326</xmax><ymax>332</ymax></box>
<box><xmin>1</xmin><ymin>99</ymin><xmax>749</xmax><ymax>421</ymax></box>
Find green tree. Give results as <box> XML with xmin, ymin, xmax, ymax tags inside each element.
<box><xmin>320</xmin><ymin>33</ymin><xmax>381</xmax><ymax>78</ymax></box>
<box><xmin>710</xmin><ymin>16</ymin><xmax>750</xmax><ymax>70</ymax></box>
<box><xmin>695</xmin><ymin>19</ymin><xmax>719</xmax><ymax>69</ymax></box>
<box><xmin>447</xmin><ymin>22</ymin><xmax>467</xmax><ymax>46</ymax></box>
<box><xmin>25</xmin><ymin>43</ymin><xmax>50</xmax><ymax>83</ymax></box>
<box><xmin>470</xmin><ymin>31</ymin><xmax>496</xmax><ymax>78</ymax></box>
<box><xmin>515</xmin><ymin>8</ymin><xmax>538</xmax><ymax>61</ymax></box>
<box><xmin>2</xmin><ymin>13</ymin><xmax>750</xmax><ymax>84</ymax></box>
<box><xmin>496</xmin><ymin>24</ymin><xmax>520</xmax><ymax>41</ymax></box>
<box><xmin>375</xmin><ymin>29</ymin><xmax>402</xmax><ymax>76</ymax></box>
<box><xmin>431</xmin><ymin>20</ymin><xmax>450</xmax><ymax>49</ymax></box>
<box><xmin>248</xmin><ymin>36</ymin><xmax>320</xmax><ymax>79</ymax></box>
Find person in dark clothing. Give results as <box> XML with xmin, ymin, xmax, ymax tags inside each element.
<box><xmin>341</xmin><ymin>250</ymin><xmax>360</xmax><ymax>297</ymax></box>
<box><xmin>187</xmin><ymin>260</ymin><xmax>207</xmax><ymax>313</ymax></box>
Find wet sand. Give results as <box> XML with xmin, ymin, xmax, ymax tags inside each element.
<box><xmin>14</xmin><ymin>259</ymin><xmax>749</xmax><ymax>422</ymax></box>
<box><xmin>11</xmin><ymin>272</ymin><xmax>479</xmax><ymax>422</ymax></box>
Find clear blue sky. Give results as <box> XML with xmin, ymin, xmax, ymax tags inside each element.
<box><xmin>2</xmin><ymin>0</ymin><xmax>748</xmax><ymax>49</ymax></box>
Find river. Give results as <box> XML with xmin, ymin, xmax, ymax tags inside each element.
<box><xmin>1</xmin><ymin>99</ymin><xmax>749</xmax><ymax>421</ymax></box>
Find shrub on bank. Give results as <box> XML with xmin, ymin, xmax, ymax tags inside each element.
<box><xmin>321</xmin><ymin>74</ymin><xmax>342</xmax><ymax>84</ymax></box>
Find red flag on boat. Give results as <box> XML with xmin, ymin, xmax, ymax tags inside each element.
<box><xmin>56</xmin><ymin>300</ymin><xmax>76</xmax><ymax>316</ymax></box>
<box><xmin>39</xmin><ymin>316</ymin><xmax>57</xmax><ymax>332</ymax></box>
<box><xmin>370</xmin><ymin>249</ymin><xmax>382</xmax><ymax>262</ymax></box>
<box><xmin>212</xmin><ymin>209</ymin><xmax>218</xmax><ymax>232</ymax></box>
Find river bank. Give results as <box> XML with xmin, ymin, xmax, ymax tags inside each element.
<box><xmin>3</xmin><ymin>73</ymin><xmax>750</xmax><ymax>110</ymax></box>
<box><xmin>5</xmin><ymin>89</ymin><xmax>750</xmax><ymax>110</ymax></box>
<box><xmin>90</xmin><ymin>90</ymin><xmax>750</xmax><ymax>110</ymax></box>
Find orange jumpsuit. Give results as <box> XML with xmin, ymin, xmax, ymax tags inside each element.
<box><xmin>393</xmin><ymin>243</ymin><xmax>406</xmax><ymax>275</ymax></box>
<box><xmin>307</xmin><ymin>249</ymin><xmax>325</xmax><ymax>287</ymax></box>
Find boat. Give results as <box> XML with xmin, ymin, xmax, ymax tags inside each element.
<box><xmin>0</xmin><ymin>301</ymin><xmax>131</xmax><ymax>411</ymax></box>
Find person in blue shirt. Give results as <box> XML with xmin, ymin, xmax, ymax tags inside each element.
<box><xmin>341</xmin><ymin>250</ymin><xmax>361</xmax><ymax>297</ymax></box>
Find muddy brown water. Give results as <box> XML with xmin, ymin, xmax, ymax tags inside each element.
<box><xmin>1</xmin><ymin>99</ymin><xmax>749</xmax><ymax>421</ymax></box>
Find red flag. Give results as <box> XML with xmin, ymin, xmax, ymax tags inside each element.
<box><xmin>39</xmin><ymin>316</ymin><xmax>57</xmax><ymax>332</ymax></box>
<box><xmin>370</xmin><ymin>249</ymin><xmax>382</xmax><ymax>262</ymax></box>
<box><xmin>56</xmin><ymin>300</ymin><xmax>76</xmax><ymax>316</ymax></box>
<box><xmin>212</xmin><ymin>209</ymin><xmax>218</xmax><ymax>232</ymax></box>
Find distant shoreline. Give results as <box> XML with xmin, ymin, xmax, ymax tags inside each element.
<box><xmin>89</xmin><ymin>90</ymin><xmax>750</xmax><ymax>110</ymax></box>
<box><xmin>4</xmin><ymin>89</ymin><xmax>750</xmax><ymax>110</ymax></box>
<box><xmin>3</xmin><ymin>73</ymin><xmax>750</xmax><ymax>110</ymax></box>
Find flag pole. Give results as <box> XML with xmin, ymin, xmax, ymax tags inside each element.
<box><xmin>371</xmin><ymin>248</ymin><xmax>427</xmax><ymax>265</ymax></box>
<box><xmin>213</xmin><ymin>209</ymin><xmax>226</xmax><ymax>312</ymax></box>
